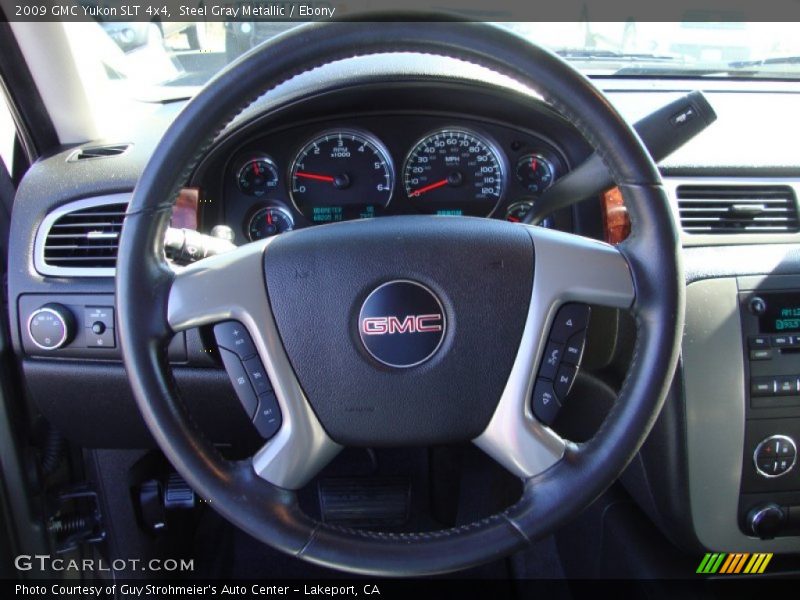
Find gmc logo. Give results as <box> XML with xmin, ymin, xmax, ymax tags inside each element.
<box><xmin>361</xmin><ymin>314</ymin><xmax>443</xmax><ymax>336</ymax></box>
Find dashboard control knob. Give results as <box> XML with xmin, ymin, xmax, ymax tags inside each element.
<box><xmin>754</xmin><ymin>435</ymin><xmax>796</xmax><ymax>478</ymax></box>
<box><xmin>27</xmin><ymin>303</ymin><xmax>75</xmax><ymax>350</ymax></box>
<box><xmin>749</xmin><ymin>296</ymin><xmax>767</xmax><ymax>315</ymax></box>
<box><xmin>747</xmin><ymin>503</ymin><xmax>786</xmax><ymax>539</ymax></box>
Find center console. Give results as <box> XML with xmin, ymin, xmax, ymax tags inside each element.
<box><xmin>739</xmin><ymin>287</ymin><xmax>800</xmax><ymax>538</ymax></box>
<box><xmin>683</xmin><ymin>275</ymin><xmax>800</xmax><ymax>554</ymax></box>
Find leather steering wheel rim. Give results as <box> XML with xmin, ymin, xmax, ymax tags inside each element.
<box><xmin>116</xmin><ymin>20</ymin><xmax>684</xmax><ymax>576</ymax></box>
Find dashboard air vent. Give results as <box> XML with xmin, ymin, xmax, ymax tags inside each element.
<box><xmin>677</xmin><ymin>185</ymin><xmax>799</xmax><ymax>234</ymax></box>
<box><xmin>41</xmin><ymin>200</ymin><xmax>127</xmax><ymax>270</ymax></box>
<box><xmin>69</xmin><ymin>144</ymin><xmax>131</xmax><ymax>161</ymax></box>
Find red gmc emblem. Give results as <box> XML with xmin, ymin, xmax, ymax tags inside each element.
<box><xmin>358</xmin><ymin>280</ymin><xmax>447</xmax><ymax>368</ymax></box>
<box><xmin>360</xmin><ymin>314</ymin><xmax>443</xmax><ymax>336</ymax></box>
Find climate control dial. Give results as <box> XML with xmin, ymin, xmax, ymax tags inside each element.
<box><xmin>754</xmin><ymin>435</ymin><xmax>796</xmax><ymax>478</ymax></box>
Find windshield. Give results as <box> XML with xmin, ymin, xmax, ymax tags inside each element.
<box><xmin>59</xmin><ymin>20</ymin><xmax>800</xmax><ymax>112</ymax></box>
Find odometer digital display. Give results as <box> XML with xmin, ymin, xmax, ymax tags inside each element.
<box><xmin>289</xmin><ymin>130</ymin><xmax>393</xmax><ymax>223</ymax></box>
<box><xmin>403</xmin><ymin>128</ymin><xmax>505</xmax><ymax>216</ymax></box>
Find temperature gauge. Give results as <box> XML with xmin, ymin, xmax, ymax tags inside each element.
<box><xmin>247</xmin><ymin>206</ymin><xmax>294</xmax><ymax>241</ymax></box>
<box><xmin>514</xmin><ymin>153</ymin><xmax>554</xmax><ymax>194</ymax></box>
<box><xmin>237</xmin><ymin>156</ymin><xmax>279</xmax><ymax>197</ymax></box>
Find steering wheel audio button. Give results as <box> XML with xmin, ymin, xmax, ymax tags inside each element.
<box><xmin>218</xmin><ymin>347</ymin><xmax>258</xmax><ymax>418</ymax></box>
<box><xmin>554</xmin><ymin>364</ymin><xmax>578</xmax><ymax>399</ymax></box>
<box><xmin>532</xmin><ymin>378</ymin><xmax>561</xmax><ymax>426</ymax></box>
<box><xmin>562</xmin><ymin>330</ymin><xmax>587</xmax><ymax>365</ymax></box>
<box><xmin>550</xmin><ymin>304</ymin><xmax>590</xmax><ymax>343</ymax></box>
<box><xmin>539</xmin><ymin>341</ymin><xmax>563</xmax><ymax>380</ymax></box>
<box><xmin>214</xmin><ymin>321</ymin><xmax>257</xmax><ymax>360</ymax></box>
<box><xmin>244</xmin><ymin>356</ymin><xmax>272</xmax><ymax>394</ymax></box>
<box><xmin>254</xmin><ymin>392</ymin><xmax>282</xmax><ymax>439</ymax></box>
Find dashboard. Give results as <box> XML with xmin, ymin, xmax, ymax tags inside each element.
<box><xmin>8</xmin><ymin>52</ymin><xmax>800</xmax><ymax>560</ymax></box>
<box><xmin>213</xmin><ymin>117</ymin><xmax>567</xmax><ymax>243</ymax></box>
<box><xmin>190</xmin><ymin>80</ymin><xmax>592</xmax><ymax>244</ymax></box>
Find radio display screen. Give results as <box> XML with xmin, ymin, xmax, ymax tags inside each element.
<box><xmin>759</xmin><ymin>292</ymin><xmax>800</xmax><ymax>333</ymax></box>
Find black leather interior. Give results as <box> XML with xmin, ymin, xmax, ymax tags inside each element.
<box><xmin>115</xmin><ymin>20</ymin><xmax>683</xmax><ymax>575</ymax></box>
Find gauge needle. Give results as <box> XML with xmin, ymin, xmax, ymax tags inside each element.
<box><xmin>530</xmin><ymin>158</ymin><xmax>538</xmax><ymax>172</ymax></box>
<box><xmin>410</xmin><ymin>179</ymin><xmax>448</xmax><ymax>197</ymax></box>
<box><xmin>266</xmin><ymin>211</ymin><xmax>273</xmax><ymax>226</ymax></box>
<box><xmin>507</xmin><ymin>216</ymin><xmax>521</xmax><ymax>223</ymax></box>
<box><xmin>295</xmin><ymin>171</ymin><xmax>335</xmax><ymax>183</ymax></box>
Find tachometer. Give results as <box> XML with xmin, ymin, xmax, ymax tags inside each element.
<box><xmin>403</xmin><ymin>128</ymin><xmax>505</xmax><ymax>216</ymax></box>
<box><xmin>289</xmin><ymin>130</ymin><xmax>394</xmax><ymax>223</ymax></box>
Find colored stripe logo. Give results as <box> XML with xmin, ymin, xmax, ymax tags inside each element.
<box><xmin>697</xmin><ymin>553</ymin><xmax>773</xmax><ymax>574</ymax></box>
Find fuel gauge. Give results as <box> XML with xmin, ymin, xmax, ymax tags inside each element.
<box><xmin>506</xmin><ymin>201</ymin><xmax>534</xmax><ymax>223</ymax></box>
<box><xmin>515</xmin><ymin>153</ymin><xmax>554</xmax><ymax>194</ymax></box>
<box><xmin>506</xmin><ymin>200</ymin><xmax>553</xmax><ymax>228</ymax></box>
<box><xmin>237</xmin><ymin>156</ymin><xmax>279</xmax><ymax>197</ymax></box>
<box><xmin>247</xmin><ymin>206</ymin><xmax>294</xmax><ymax>241</ymax></box>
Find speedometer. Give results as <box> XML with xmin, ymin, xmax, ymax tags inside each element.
<box><xmin>289</xmin><ymin>129</ymin><xmax>394</xmax><ymax>224</ymax></box>
<box><xmin>403</xmin><ymin>128</ymin><xmax>505</xmax><ymax>216</ymax></box>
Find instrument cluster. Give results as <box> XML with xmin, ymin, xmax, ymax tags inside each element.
<box><xmin>219</xmin><ymin>118</ymin><xmax>568</xmax><ymax>243</ymax></box>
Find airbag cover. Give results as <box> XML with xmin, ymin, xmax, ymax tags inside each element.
<box><xmin>264</xmin><ymin>216</ymin><xmax>533</xmax><ymax>446</ymax></box>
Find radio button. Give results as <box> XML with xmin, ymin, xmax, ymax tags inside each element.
<box><xmin>775</xmin><ymin>376</ymin><xmax>799</xmax><ymax>395</ymax></box>
<box><xmin>750</xmin><ymin>349</ymin><xmax>773</xmax><ymax>361</ymax></box>
<box><xmin>771</xmin><ymin>334</ymin><xmax>793</xmax><ymax>347</ymax></box>
<box><xmin>751</xmin><ymin>377</ymin><xmax>775</xmax><ymax>396</ymax></box>
<box><xmin>749</xmin><ymin>335</ymin><xmax>770</xmax><ymax>349</ymax></box>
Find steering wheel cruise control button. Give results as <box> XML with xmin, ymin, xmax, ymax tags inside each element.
<box><xmin>218</xmin><ymin>347</ymin><xmax>258</xmax><ymax>418</ymax></box>
<box><xmin>253</xmin><ymin>392</ymin><xmax>282</xmax><ymax>439</ymax></box>
<box><xmin>532</xmin><ymin>378</ymin><xmax>561</xmax><ymax>426</ymax></box>
<box><xmin>214</xmin><ymin>321</ymin><xmax>257</xmax><ymax>359</ymax></box>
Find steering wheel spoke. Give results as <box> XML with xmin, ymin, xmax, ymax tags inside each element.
<box><xmin>474</xmin><ymin>226</ymin><xmax>635</xmax><ymax>480</ymax></box>
<box><xmin>167</xmin><ymin>240</ymin><xmax>342</xmax><ymax>490</ymax></box>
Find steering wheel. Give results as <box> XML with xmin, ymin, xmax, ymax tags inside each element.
<box><xmin>116</xmin><ymin>21</ymin><xmax>684</xmax><ymax>576</ymax></box>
